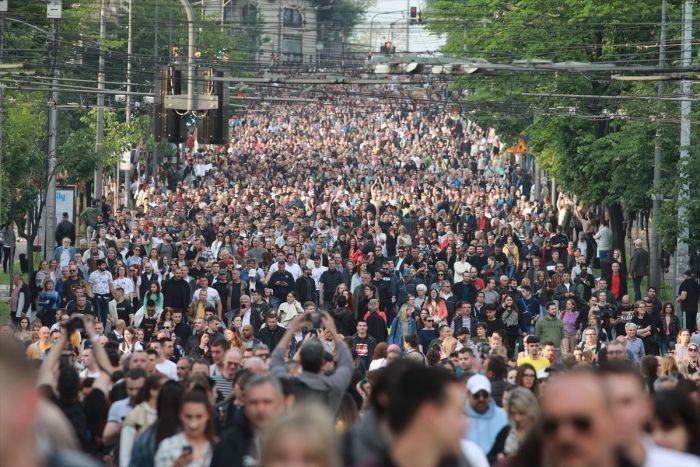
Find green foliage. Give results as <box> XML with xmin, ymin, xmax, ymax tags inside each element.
<box><xmin>424</xmin><ymin>0</ymin><xmax>698</xmax><ymax>249</ymax></box>
<box><xmin>2</xmin><ymin>93</ymin><xmax>47</xmax><ymax>224</ymax></box>
<box><xmin>314</xmin><ymin>0</ymin><xmax>369</xmax><ymax>38</ymax></box>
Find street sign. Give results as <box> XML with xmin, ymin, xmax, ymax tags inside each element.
<box><xmin>47</xmin><ymin>1</ymin><xmax>62</xmax><ymax>19</ymax></box>
<box><xmin>508</xmin><ymin>138</ymin><xmax>529</xmax><ymax>154</ymax></box>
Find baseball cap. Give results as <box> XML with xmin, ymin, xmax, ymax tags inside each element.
<box><xmin>689</xmin><ymin>343</ymin><xmax>699</xmax><ymax>350</ymax></box>
<box><xmin>466</xmin><ymin>374</ymin><xmax>491</xmax><ymax>395</ymax></box>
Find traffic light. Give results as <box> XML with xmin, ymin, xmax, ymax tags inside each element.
<box><xmin>197</xmin><ymin>68</ymin><xmax>229</xmax><ymax>145</ymax></box>
<box><xmin>410</xmin><ymin>6</ymin><xmax>417</xmax><ymax>24</ymax></box>
<box><xmin>380</xmin><ymin>41</ymin><xmax>395</xmax><ymax>54</ymax></box>
<box><xmin>154</xmin><ymin>65</ymin><xmax>187</xmax><ymax>143</ymax></box>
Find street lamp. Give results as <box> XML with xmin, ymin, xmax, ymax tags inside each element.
<box><xmin>369</xmin><ymin>10</ymin><xmax>403</xmax><ymax>52</ymax></box>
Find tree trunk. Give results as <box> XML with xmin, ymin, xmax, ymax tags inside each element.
<box><xmin>608</xmin><ymin>202</ymin><xmax>627</xmax><ymax>263</ymax></box>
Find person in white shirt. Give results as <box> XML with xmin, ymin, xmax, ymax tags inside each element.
<box><xmin>311</xmin><ymin>257</ymin><xmax>328</xmax><ymax>293</ymax></box>
<box><xmin>150</xmin><ymin>338</ymin><xmax>178</xmax><ymax>380</ymax></box>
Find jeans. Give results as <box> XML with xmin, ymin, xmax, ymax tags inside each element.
<box><xmin>659</xmin><ymin>336</ymin><xmax>672</xmax><ymax>356</ymax></box>
<box><xmin>632</xmin><ymin>276</ymin><xmax>643</xmax><ymax>301</ymax></box>
<box><xmin>2</xmin><ymin>246</ymin><xmax>12</xmax><ymax>273</ymax></box>
<box><xmin>598</xmin><ymin>250</ymin><xmax>609</xmax><ymax>260</ymax></box>
<box><xmin>92</xmin><ymin>293</ymin><xmax>111</xmax><ymax>324</ymax></box>
<box><xmin>505</xmin><ymin>265</ymin><xmax>515</xmax><ymax>279</ymax></box>
<box><xmin>270</xmin><ymin>297</ymin><xmax>282</xmax><ymax>312</ymax></box>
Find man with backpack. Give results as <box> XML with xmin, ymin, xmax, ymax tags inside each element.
<box><xmin>270</xmin><ymin>310</ymin><xmax>354</xmax><ymax>414</ymax></box>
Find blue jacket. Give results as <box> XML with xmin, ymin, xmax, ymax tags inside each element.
<box><xmin>465</xmin><ymin>400</ymin><xmax>508</xmax><ymax>454</ymax></box>
<box><xmin>54</xmin><ymin>245</ymin><xmax>76</xmax><ymax>263</ymax></box>
<box><xmin>388</xmin><ymin>317</ymin><xmax>417</xmax><ymax>350</ymax></box>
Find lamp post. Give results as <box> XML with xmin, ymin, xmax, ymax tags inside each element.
<box><xmin>369</xmin><ymin>10</ymin><xmax>403</xmax><ymax>52</ymax></box>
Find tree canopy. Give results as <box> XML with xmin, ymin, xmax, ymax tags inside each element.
<box><xmin>424</xmin><ymin>0</ymin><xmax>699</xmax><ymax>250</ymax></box>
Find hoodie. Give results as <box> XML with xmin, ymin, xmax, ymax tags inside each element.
<box><xmin>465</xmin><ymin>400</ymin><xmax>508</xmax><ymax>454</ymax></box>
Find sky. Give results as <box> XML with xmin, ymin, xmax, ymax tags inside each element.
<box><xmin>360</xmin><ymin>0</ymin><xmax>446</xmax><ymax>53</ymax></box>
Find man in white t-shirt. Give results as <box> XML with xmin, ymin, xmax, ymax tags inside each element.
<box><xmin>150</xmin><ymin>338</ymin><xmax>178</xmax><ymax>380</ymax></box>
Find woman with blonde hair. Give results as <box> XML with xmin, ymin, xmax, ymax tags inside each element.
<box><xmin>260</xmin><ymin>404</ymin><xmax>340</xmax><ymax>467</ymax></box>
<box><xmin>659</xmin><ymin>355</ymin><xmax>691</xmax><ymax>381</ymax></box>
<box><xmin>388</xmin><ymin>303</ymin><xmax>418</xmax><ymax>350</ymax></box>
<box><xmin>489</xmin><ymin>386</ymin><xmax>540</xmax><ymax>461</ymax></box>
<box><xmin>440</xmin><ymin>336</ymin><xmax>458</xmax><ymax>359</ymax></box>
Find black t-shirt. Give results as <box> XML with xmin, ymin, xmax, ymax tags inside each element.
<box><xmin>115</xmin><ymin>299</ymin><xmax>133</xmax><ymax>323</ymax></box>
<box><xmin>679</xmin><ymin>278</ymin><xmax>700</xmax><ymax>312</ymax></box>
<box><xmin>48</xmin><ymin>387</ymin><xmax>107</xmax><ymax>455</ymax></box>
<box><xmin>417</xmin><ymin>328</ymin><xmax>438</xmax><ymax>352</ymax></box>
<box><xmin>140</xmin><ymin>316</ymin><xmax>158</xmax><ymax>342</ymax></box>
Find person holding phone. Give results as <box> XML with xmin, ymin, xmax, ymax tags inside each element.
<box><xmin>154</xmin><ymin>389</ymin><xmax>215</xmax><ymax>467</ymax></box>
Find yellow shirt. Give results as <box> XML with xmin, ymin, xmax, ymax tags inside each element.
<box><xmin>517</xmin><ymin>355</ymin><xmax>551</xmax><ymax>372</ymax></box>
<box><xmin>26</xmin><ymin>341</ymin><xmax>52</xmax><ymax>360</ymax></box>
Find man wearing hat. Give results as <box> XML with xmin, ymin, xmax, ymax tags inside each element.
<box><xmin>88</xmin><ymin>258</ymin><xmax>114</xmax><ymax>325</ymax></box>
<box><xmin>628</xmin><ymin>238</ymin><xmax>649</xmax><ymax>301</ymax></box>
<box><xmin>464</xmin><ymin>373</ymin><xmax>507</xmax><ymax>455</ymax></box>
<box><xmin>678</xmin><ymin>270</ymin><xmax>700</xmax><ymax>332</ymax></box>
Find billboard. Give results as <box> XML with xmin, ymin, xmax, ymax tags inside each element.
<box><xmin>56</xmin><ymin>186</ymin><xmax>76</xmax><ymax>225</ymax></box>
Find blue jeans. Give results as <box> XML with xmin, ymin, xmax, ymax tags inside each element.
<box><xmin>598</xmin><ymin>250</ymin><xmax>609</xmax><ymax>259</ymax></box>
<box><xmin>632</xmin><ymin>276</ymin><xmax>643</xmax><ymax>301</ymax></box>
<box><xmin>659</xmin><ymin>335</ymin><xmax>672</xmax><ymax>356</ymax></box>
<box><xmin>270</xmin><ymin>297</ymin><xmax>282</xmax><ymax>311</ymax></box>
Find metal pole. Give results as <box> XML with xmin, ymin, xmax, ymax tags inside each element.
<box><xmin>94</xmin><ymin>0</ymin><xmax>106</xmax><ymax>201</ymax></box>
<box><xmin>169</xmin><ymin>0</ymin><xmax>173</xmax><ymax>62</ymax></box>
<box><xmin>153</xmin><ymin>0</ymin><xmax>159</xmax><ymax>190</ymax></box>
<box><xmin>650</xmin><ymin>0</ymin><xmax>667</xmax><ymax>290</ymax></box>
<box><xmin>278</xmin><ymin>4</ymin><xmax>282</xmax><ymax>62</ymax></box>
<box><xmin>405</xmin><ymin>0</ymin><xmax>409</xmax><ymax>52</ymax></box>
<box><xmin>125</xmin><ymin>0</ymin><xmax>132</xmax><ymax>123</ymax></box>
<box><xmin>45</xmin><ymin>18</ymin><xmax>59</xmax><ymax>258</ymax></box>
<box><xmin>0</xmin><ymin>12</ymin><xmax>4</xmax><ymax>227</ymax></box>
<box><xmin>676</xmin><ymin>0</ymin><xmax>692</xmax><ymax>321</ymax></box>
<box><xmin>179</xmin><ymin>0</ymin><xmax>196</xmax><ymax>109</ymax></box>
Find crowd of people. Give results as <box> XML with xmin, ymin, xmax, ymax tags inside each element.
<box><xmin>2</xmin><ymin>83</ymin><xmax>700</xmax><ymax>467</ymax></box>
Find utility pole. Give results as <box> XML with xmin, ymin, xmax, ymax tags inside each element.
<box><xmin>153</xmin><ymin>0</ymin><xmax>159</xmax><ymax>190</ymax></box>
<box><xmin>405</xmin><ymin>0</ymin><xmax>409</xmax><ymax>52</ymax></box>
<box><xmin>125</xmin><ymin>0</ymin><xmax>133</xmax><ymax>123</ymax></box>
<box><xmin>676</xmin><ymin>0</ymin><xmax>692</xmax><ymax>321</ymax></box>
<box><xmin>650</xmin><ymin>0</ymin><xmax>667</xmax><ymax>290</ymax></box>
<box><xmin>45</xmin><ymin>12</ymin><xmax>60</xmax><ymax>259</ymax></box>
<box><xmin>0</xmin><ymin>8</ymin><xmax>5</xmax><ymax>228</ymax></box>
<box><xmin>94</xmin><ymin>0</ymin><xmax>106</xmax><ymax>201</ymax></box>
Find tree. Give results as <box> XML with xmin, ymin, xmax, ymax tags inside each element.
<box><xmin>423</xmin><ymin>0</ymin><xmax>697</xmax><ymax>255</ymax></box>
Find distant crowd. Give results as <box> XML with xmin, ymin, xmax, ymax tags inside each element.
<box><xmin>2</xmin><ymin>83</ymin><xmax>700</xmax><ymax>467</ymax></box>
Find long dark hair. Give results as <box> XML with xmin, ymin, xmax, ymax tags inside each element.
<box><xmin>134</xmin><ymin>374</ymin><xmax>163</xmax><ymax>406</ymax></box>
<box><xmin>181</xmin><ymin>388</ymin><xmax>217</xmax><ymax>444</ymax></box>
<box><xmin>155</xmin><ymin>381</ymin><xmax>184</xmax><ymax>445</ymax></box>
<box><xmin>653</xmin><ymin>389</ymin><xmax>700</xmax><ymax>456</ymax></box>
<box><xmin>515</xmin><ymin>363</ymin><xmax>540</xmax><ymax>395</ymax></box>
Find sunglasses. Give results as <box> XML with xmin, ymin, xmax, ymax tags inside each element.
<box><xmin>472</xmin><ymin>391</ymin><xmax>490</xmax><ymax>400</ymax></box>
<box><xmin>542</xmin><ymin>415</ymin><xmax>592</xmax><ymax>434</ymax></box>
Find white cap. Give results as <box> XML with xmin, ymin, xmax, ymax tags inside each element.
<box><xmin>466</xmin><ymin>374</ymin><xmax>491</xmax><ymax>395</ymax></box>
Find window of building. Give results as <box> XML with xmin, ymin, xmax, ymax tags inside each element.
<box><xmin>282</xmin><ymin>35</ymin><xmax>302</xmax><ymax>61</ymax></box>
<box><xmin>283</xmin><ymin>8</ymin><xmax>303</xmax><ymax>28</ymax></box>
